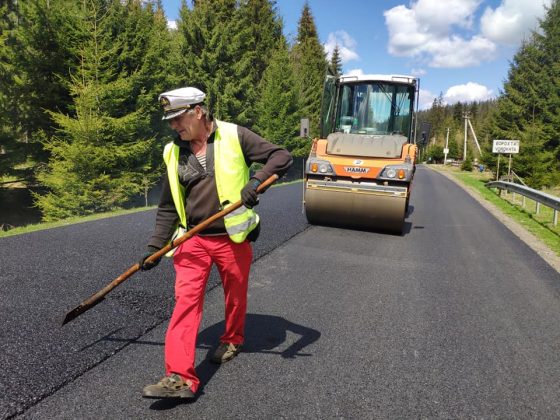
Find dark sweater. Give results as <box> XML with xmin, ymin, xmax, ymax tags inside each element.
<box><xmin>147</xmin><ymin>122</ymin><xmax>293</xmax><ymax>249</ymax></box>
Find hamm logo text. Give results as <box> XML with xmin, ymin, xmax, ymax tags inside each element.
<box><xmin>344</xmin><ymin>167</ymin><xmax>369</xmax><ymax>174</ymax></box>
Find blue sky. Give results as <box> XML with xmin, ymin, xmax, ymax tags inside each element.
<box><xmin>161</xmin><ymin>0</ymin><xmax>552</xmax><ymax>109</ymax></box>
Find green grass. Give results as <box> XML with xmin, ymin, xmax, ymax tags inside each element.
<box><xmin>431</xmin><ymin>165</ymin><xmax>560</xmax><ymax>256</ymax></box>
<box><xmin>0</xmin><ymin>175</ymin><xmax>23</xmax><ymax>185</ymax></box>
<box><xmin>1</xmin><ymin>159</ymin><xmax>38</xmax><ymax>185</ymax></box>
<box><xmin>0</xmin><ymin>206</ymin><xmax>156</xmax><ymax>238</ymax></box>
<box><xmin>0</xmin><ymin>180</ymin><xmax>303</xmax><ymax>238</ymax></box>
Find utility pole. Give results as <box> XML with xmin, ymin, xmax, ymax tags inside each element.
<box><xmin>466</xmin><ymin>118</ymin><xmax>482</xmax><ymax>154</ymax></box>
<box><xmin>463</xmin><ymin>112</ymin><xmax>468</xmax><ymax>160</ymax></box>
<box><xmin>463</xmin><ymin>112</ymin><xmax>482</xmax><ymax>159</ymax></box>
<box><xmin>444</xmin><ymin>127</ymin><xmax>449</xmax><ymax>164</ymax></box>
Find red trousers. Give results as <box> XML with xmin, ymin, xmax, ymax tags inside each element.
<box><xmin>165</xmin><ymin>235</ymin><xmax>252</xmax><ymax>392</ymax></box>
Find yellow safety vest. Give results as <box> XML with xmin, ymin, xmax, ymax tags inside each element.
<box><xmin>162</xmin><ymin>120</ymin><xmax>259</xmax><ymax>247</ymax></box>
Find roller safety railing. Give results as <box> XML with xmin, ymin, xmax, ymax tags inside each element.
<box><xmin>486</xmin><ymin>181</ymin><xmax>560</xmax><ymax>226</ymax></box>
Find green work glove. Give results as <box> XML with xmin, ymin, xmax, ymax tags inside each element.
<box><xmin>139</xmin><ymin>246</ymin><xmax>161</xmax><ymax>271</ymax></box>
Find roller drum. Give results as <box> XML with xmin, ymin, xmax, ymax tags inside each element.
<box><xmin>304</xmin><ymin>183</ymin><xmax>406</xmax><ymax>234</ymax></box>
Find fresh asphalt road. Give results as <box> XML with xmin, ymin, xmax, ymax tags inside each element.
<box><xmin>2</xmin><ymin>167</ymin><xmax>559</xmax><ymax>419</ymax></box>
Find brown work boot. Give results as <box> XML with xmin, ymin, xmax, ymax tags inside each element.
<box><xmin>142</xmin><ymin>374</ymin><xmax>195</xmax><ymax>399</ymax></box>
<box><xmin>210</xmin><ymin>342</ymin><xmax>242</xmax><ymax>364</ymax></box>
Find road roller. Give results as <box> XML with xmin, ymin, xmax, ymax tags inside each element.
<box><xmin>303</xmin><ymin>74</ymin><xmax>419</xmax><ymax>234</ymax></box>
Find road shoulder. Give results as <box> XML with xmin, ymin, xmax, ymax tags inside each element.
<box><xmin>429</xmin><ymin>166</ymin><xmax>560</xmax><ymax>274</ymax></box>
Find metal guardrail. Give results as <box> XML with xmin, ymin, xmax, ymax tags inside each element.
<box><xmin>499</xmin><ymin>171</ymin><xmax>527</xmax><ymax>186</ymax></box>
<box><xmin>486</xmin><ymin>181</ymin><xmax>559</xmax><ymax>226</ymax></box>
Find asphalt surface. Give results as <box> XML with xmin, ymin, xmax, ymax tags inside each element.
<box><xmin>0</xmin><ymin>182</ymin><xmax>307</xmax><ymax>419</ymax></box>
<box><xmin>2</xmin><ymin>169</ymin><xmax>560</xmax><ymax>418</ymax></box>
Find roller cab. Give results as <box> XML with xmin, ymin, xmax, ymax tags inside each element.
<box><xmin>304</xmin><ymin>74</ymin><xmax>419</xmax><ymax>233</ymax></box>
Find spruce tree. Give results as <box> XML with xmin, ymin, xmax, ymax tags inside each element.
<box><xmin>426</xmin><ymin>144</ymin><xmax>444</xmax><ymax>163</ymax></box>
<box><xmin>11</xmin><ymin>0</ymin><xmax>83</xmax><ymax>139</ymax></box>
<box><xmin>103</xmin><ymin>0</ymin><xmax>177</xmax><ymax>142</ymax></box>
<box><xmin>237</xmin><ymin>0</ymin><xmax>282</xmax><ymax>83</ymax></box>
<box><xmin>178</xmin><ymin>0</ymin><xmax>281</xmax><ymax>127</ymax></box>
<box><xmin>33</xmin><ymin>0</ymin><xmax>156</xmax><ymax>221</ymax></box>
<box><xmin>461</xmin><ymin>148</ymin><xmax>474</xmax><ymax>171</ymax></box>
<box><xmin>329</xmin><ymin>44</ymin><xmax>343</xmax><ymax>76</ymax></box>
<box><xmin>513</xmin><ymin>119</ymin><xmax>555</xmax><ymax>186</ymax></box>
<box><xmin>102</xmin><ymin>0</ymin><xmax>177</xmax><ymax>193</ymax></box>
<box><xmin>489</xmin><ymin>38</ymin><xmax>556</xmax><ymax>187</ymax></box>
<box><xmin>0</xmin><ymin>0</ymin><xmax>22</xmax><ymax>177</ymax></box>
<box><xmin>452</xmin><ymin>102</ymin><xmax>463</xmax><ymax>123</ymax></box>
<box><xmin>534</xmin><ymin>0</ymin><xmax>560</xmax><ymax>178</ymax></box>
<box><xmin>233</xmin><ymin>0</ymin><xmax>282</xmax><ymax>127</ymax></box>
<box><xmin>254</xmin><ymin>36</ymin><xmax>300</xmax><ymax>150</ymax></box>
<box><xmin>487</xmin><ymin>0</ymin><xmax>560</xmax><ymax>186</ymax></box>
<box><xmin>290</xmin><ymin>2</ymin><xmax>327</xmax><ymax>139</ymax></box>
<box><xmin>143</xmin><ymin>2</ymin><xmax>182</xmax><ymax>134</ymax></box>
<box><xmin>448</xmin><ymin>137</ymin><xmax>460</xmax><ymax>160</ymax></box>
<box><xmin>178</xmin><ymin>0</ymin><xmax>240</xmax><ymax>121</ymax></box>
<box><xmin>3</xmin><ymin>0</ymin><xmax>87</xmax><ymax>178</ymax></box>
<box><xmin>427</xmin><ymin>93</ymin><xmax>446</xmax><ymax>143</ymax></box>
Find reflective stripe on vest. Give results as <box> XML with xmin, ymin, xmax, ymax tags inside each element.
<box><xmin>222</xmin><ymin>202</ymin><xmax>258</xmax><ymax>237</ymax></box>
<box><xmin>163</xmin><ymin>142</ymin><xmax>187</xmax><ymax>229</ymax></box>
<box><xmin>162</xmin><ymin>120</ymin><xmax>258</xmax><ymax>244</ymax></box>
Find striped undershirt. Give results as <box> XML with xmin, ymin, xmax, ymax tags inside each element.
<box><xmin>196</xmin><ymin>153</ymin><xmax>206</xmax><ymax>170</ymax></box>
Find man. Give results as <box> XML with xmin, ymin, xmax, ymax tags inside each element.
<box><xmin>140</xmin><ymin>87</ymin><xmax>292</xmax><ymax>400</ymax></box>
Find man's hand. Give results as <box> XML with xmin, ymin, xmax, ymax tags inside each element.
<box><xmin>240</xmin><ymin>178</ymin><xmax>261</xmax><ymax>209</ymax></box>
<box><xmin>139</xmin><ymin>246</ymin><xmax>162</xmax><ymax>271</ymax></box>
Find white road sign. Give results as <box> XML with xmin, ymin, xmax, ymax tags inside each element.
<box><xmin>492</xmin><ymin>140</ymin><xmax>519</xmax><ymax>154</ymax></box>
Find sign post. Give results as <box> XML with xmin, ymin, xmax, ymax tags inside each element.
<box><xmin>300</xmin><ymin>118</ymin><xmax>310</xmax><ymax>138</ymax></box>
<box><xmin>492</xmin><ymin>140</ymin><xmax>519</xmax><ymax>181</ymax></box>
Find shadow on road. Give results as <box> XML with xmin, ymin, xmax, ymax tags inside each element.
<box><xmin>149</xmin><ymin>313</ymin><xmax>320</xmax><ymax>410</ymax></box>
<box><xmin>198</xmin><ymin>313</ymin><xmax>322</xmax><ymax>359</ymax></box>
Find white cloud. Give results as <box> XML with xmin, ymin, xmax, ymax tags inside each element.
<box><xmin>410</xmin><ymin>68</ymin><xmax>426</xmax><ymax>77</ymax></box>
<box><xmin>384</xmin><ymin>0</ymin><xmax>549</xmax><ymax>68</ymax></box>
<box><xmin>413</xmin><ymin>0</ymin><xmax>481</xmax><ymax>34</ymax></box>
<box><xmin>480</xmin><ymin>0</ymin><xmax>552</xmax><ymax>45</ymax></box>
<box><xmin>384</xmin><ymin>5</ymin><xmax>428</xmax><ymax>57</ymax></box>
<box><xmin>384</xmin><ymin>0</ymin><xmax>496</xmax><ymax>68</ymax></box>
<box><xmin>427</xmin><ymin>35</ymin><xmax>496</xmax><ymax>68</ymax></box>
<box><xmin>419</xmin><ymin>83</ymin><xmax>494</xmax><ymax>109</ymax></box>
<box><xmin>346</xmin><ymin>68</ymin><xmax>364</xmax><ymax>76</ymax></box>
<box><xmin>324</xmin><ymin>31</ymin><xmax>360</xmax><ymax>63</ymax></box>
<box><xmin>167</xmin><ymin>20</ymin><xmax>177</xmax><ymax>30</ymax></box>
<box><xmin>443</xmin><ymin>82</ymin><xmax>494</xmax><ymax>104</ymax></box>
<box><xmin>418</xmin><ymin>88</ymin><xmax>436</xmax><ymax>110</ymax></box>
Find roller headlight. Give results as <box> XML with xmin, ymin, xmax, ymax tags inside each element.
<box><xmin>385</xmin><ymin>168</ymin><xmax>397</xmax><ymax>178</ymax></box>
<box><xmin>379</xmin><ymin>165</ymin><xmax>412</xmax><ymax>181</ymax></box>
<box><xmin>307</xmin><ymin>159</ymin><xmax>334</xmax><ymax>175</ymax></box>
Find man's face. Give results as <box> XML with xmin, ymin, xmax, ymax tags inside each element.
<box><xmin>168</xmin><ymin>107</ymin><xmax>200</xmax><ymax>141</ymax></box>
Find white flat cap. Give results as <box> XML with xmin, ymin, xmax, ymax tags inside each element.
<box><xmin>158</xmin><ymin>87</ymin><xmax>206</xmax><ymax>120</ymax></box>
